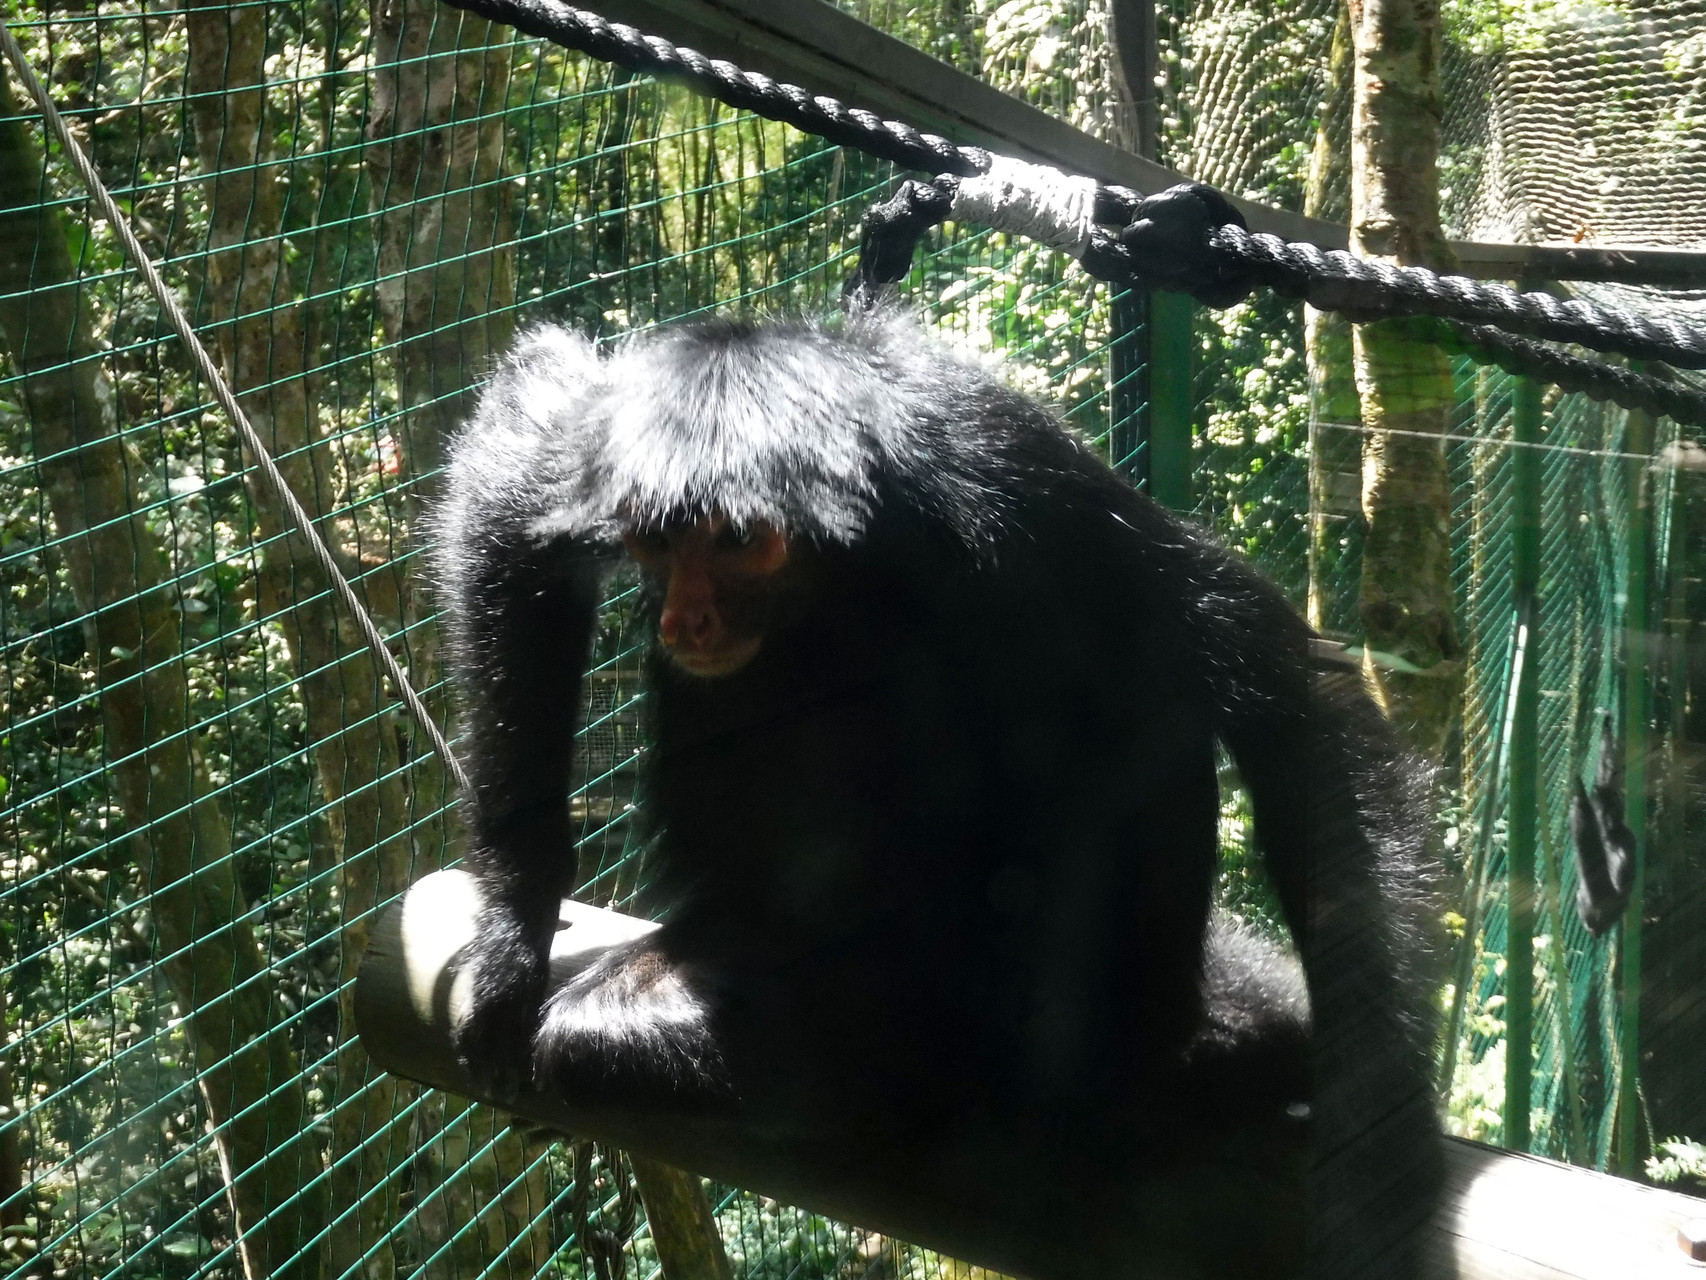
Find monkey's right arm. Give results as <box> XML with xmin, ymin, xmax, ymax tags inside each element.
<box><xmin>444</xmin><ymin>528</ymin><xmax>604</xmax><ymax>1098</ymax></box>
<box><xmin>437</xmin><ymin>329</ymin><xmax>610</xmax><ymax>1098</ymax></box>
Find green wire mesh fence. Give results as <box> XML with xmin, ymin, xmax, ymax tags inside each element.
<box><xmin>1</xmin><ymin>0</ymin><xmax>1702</xmax><ymax>1278</ymax></box>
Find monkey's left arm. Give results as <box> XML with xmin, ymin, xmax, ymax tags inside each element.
<box><xmin>1142</xmin><ymin>508</ymin><xmax>1446</xmax><ymax>1280</ymax></box>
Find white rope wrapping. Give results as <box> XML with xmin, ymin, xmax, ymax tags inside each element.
<box><xmin>949</xmin><ymin>154</ymin><xmax>1099</xmax><ymax>258</ymax></box>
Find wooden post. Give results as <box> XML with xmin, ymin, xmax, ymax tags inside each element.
<box><xmin>1105</xmin><ymin>0</ymin><xmax>1190</xmax><ymax>505</ymax></box>
<box><xmin>630</xmin><ymin>1155</ymin><xmax>733</xmax><ymax>1280</ymax></box>
<box><xmin>356</xmin><ymin>870</ymin><xmax>1706</xmax><ymax>1279</ymax></box>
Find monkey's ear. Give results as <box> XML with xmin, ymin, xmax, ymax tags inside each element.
<box><xmin>452</xmin><ymin>324</ymin><xmax>605</xmax><ymax>476</ymax></box>
<box><xmin>437</xmin><ymin>325</ymin><xmax>612</xmax><ymax>557</ymax></box>
<box><xmin>508</xmin><ymin>324</ymin><xmax>602</xmax><ymax>380</ymax></box>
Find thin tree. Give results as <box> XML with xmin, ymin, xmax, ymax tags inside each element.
<box><xmin>1305</xmin><ymin>4</ymin><xmax>1360</xmax><ymax>636</ymax></box>
<box><xmin>1348</xmin><ymin>0</ymin><xmax>1463</xmax><ymax>757</ymax></box>
<box><xmin>0</xmin><ymin>58</ymin><xmax>323</xmax><ymax>1280</ymax></box>
<box><xmin>179</xmin><ymin>3</ymin><xmax>419</xmax><ymax>1273</ymax></box>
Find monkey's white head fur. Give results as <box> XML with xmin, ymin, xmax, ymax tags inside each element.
<box><xmin>442</xmin><ymin>310</ymin><xmax>1034</xmax><ymax>558</ymax></box>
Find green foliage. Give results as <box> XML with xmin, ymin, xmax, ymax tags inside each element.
<box><xmin>1646</xmin><ymin>1136</ymin><xmax>1706</xmax><ymax>1194</ymax></box>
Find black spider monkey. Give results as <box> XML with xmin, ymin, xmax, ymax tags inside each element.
<box><xmin>1571</xmin><ymin>712</ymin><xmax>1635</xmax><ymax>936</ymax></box>
<box><xmin>434</xmin><ymin>313</ymin><xmax>1447</xmax><ymax>1280</ymax></box>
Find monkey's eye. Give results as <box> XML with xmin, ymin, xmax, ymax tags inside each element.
<box><xmin>716</xmin><ymin>524</ymin><xmax>758</xmax><ymax>551</ymax></box>
<box><xmin>622</xmin><ymin>528</ymin><xmax>670</xmax><ymax>561</ymax></box>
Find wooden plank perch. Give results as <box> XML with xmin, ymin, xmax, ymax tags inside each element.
<box><xmin>356</xmin><ymin>870</ymin><xmax>1706</xmax><ymax>1279</ymax></box>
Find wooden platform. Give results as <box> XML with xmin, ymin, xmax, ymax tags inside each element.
<box><xmin>356</xmin><ymin>870</ymin><xmax>1706</xmax><ymax>1278</ymax></box>
<box><xmin>1440</xmin><ymin>1138</ymin><xmax>1705</xmax><ymax>1278</ymax></box>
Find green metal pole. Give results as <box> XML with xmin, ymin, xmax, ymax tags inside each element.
<box><xmin>1146</xmin><ymin>289</ymin><xmax>1194</xmax><ymax>512</ymax></box>
<box><xmin>1107</xmin><ymin>0</ymin><xmax>1171</xmax><ymax>496</ymax></box>
<box><xmin>1504</xmin><ymin>373</ymin><xmax>1543</xmax><ymax>1152</ymax></box>
<box><xmin>1617</xmin><ymin>400</ymin><xmax>1652</xmax><ymax>1173</ymax></box>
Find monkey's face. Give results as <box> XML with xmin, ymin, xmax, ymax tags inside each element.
<box><xmin>622</xmin><ymin>515</ymin><xmax>791</xmax><ymax>678</ymax></box>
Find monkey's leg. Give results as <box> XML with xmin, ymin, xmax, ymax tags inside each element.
<box><xmin>533</xmin><ymin>938</ymin><xmax>732</xmax><ymax>1106</ymax></box>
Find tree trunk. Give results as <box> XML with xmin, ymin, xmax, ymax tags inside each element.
<box><xmin>1104</xmin><ymin>0</ymin><xmax>1156</xmax><ymax>158</ymax></box>
<box><xmin>0</xmin><ymin>60</ymin><xmax>320</xmax><ymax>1280</ymax></box>
<box><xmin>1347</xmin><ymin>0</ymin><xmax>1462</xmax><ymax>758</ymax></box>
<box><xmin>1305</xmin><ymin>4</ymin><xmax>1360</xmax><ymax>635</ymax></box>
<box><xmin>364</xmin><ymin>0</ymin><xmax>515</xmax><ymax>487</ymax></box>
<box><xmin>363</xmin><ymin>0</ymin><xmax>516</xmax><ymax>878</ymax></box>
<box><xmin>409</xmin><ymin>1100</ymin><xmax>552</xmax><ymax>1280</ymax></box>
<box><xmin>180</xmin><ymin>5</ymin><xmax>418</xmax><ymax>1275</ymax></box>
<box><xmin>0</xmin><ymin>984</ymin><xmax>19</xmax><ymax>1230</ymax></box>
<box><xmin>360</xmin><ymin>11</ymin><xmax>550</xmax><ymax>1275</ymax></box>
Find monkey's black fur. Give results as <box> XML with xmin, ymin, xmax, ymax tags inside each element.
<box><xmin>436</xmin><ymin>314</ymin><xmax>1447</xmax><ymax>1280</ymax></box>
<box><xmin>1571</xmin><ymin>713</ymin><xmax>1635</xmax><ymax>936</ymax></box>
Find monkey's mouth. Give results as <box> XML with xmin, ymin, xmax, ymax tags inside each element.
<box><xmin>665</xmin><ymin>637</ymin><xmax>763</xmax><ymax>678</ymax></box>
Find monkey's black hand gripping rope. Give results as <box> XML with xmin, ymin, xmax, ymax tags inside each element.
<box><xmin>439</xmin><ymin>0</ymin><xmax>1706</xmax><ymax>417</ymax></box>
<box><xmin>843</xmin><ymin>178</ymin><xmax>958</xmax><ymax>309</ymax></box>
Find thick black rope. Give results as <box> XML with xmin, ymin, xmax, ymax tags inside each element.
<box><xmin>1220</xmin><ymin>226</ymin><xmax>1706</xmax><ymax>369</ymax></box>
<box><xmin>848</xmin><ymin>179</ymin><xmax>1706</xmax><ymax>426</ymax></box>
<box><xmin>443</xmin><ymin>0</ymin><xmax>989</xmax><ymax>177</ymax></box>
<box><xmin>1413</xmin><ymin>319</ymin><xmax>1706</xmax><ymax>427</ymax></box>
<box><xmin>1086</xmin><ymin>185</ymin><xmax>1706</xmax><ymax>370</ymax></box>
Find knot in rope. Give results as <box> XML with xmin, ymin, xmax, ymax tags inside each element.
<box><xmin>1110</xmin><ymin>183</ymin><xmax>1255</xmax><ymax>307</ymax></box>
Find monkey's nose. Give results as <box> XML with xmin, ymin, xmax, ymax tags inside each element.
<box><xmin>660</xmin><ymin>607</ymin><xmax>716</xmax><ymax>652</ymax></box>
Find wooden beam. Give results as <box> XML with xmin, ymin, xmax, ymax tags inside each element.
<box><xmin>1441</xmin><ymin>1140</ymin><xmax>1706</xmax><ymax>1278</ymax></box>
<box><xmin>357</xmin><ymin>870</ymin><xmax>1706</xmax><ymax>1279</ymax></box>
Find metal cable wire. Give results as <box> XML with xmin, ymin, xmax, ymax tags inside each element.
<box><xmin>0</xmin><ymin>18</ymin><xmax>472</xmax><ymax>794</ymax></box>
